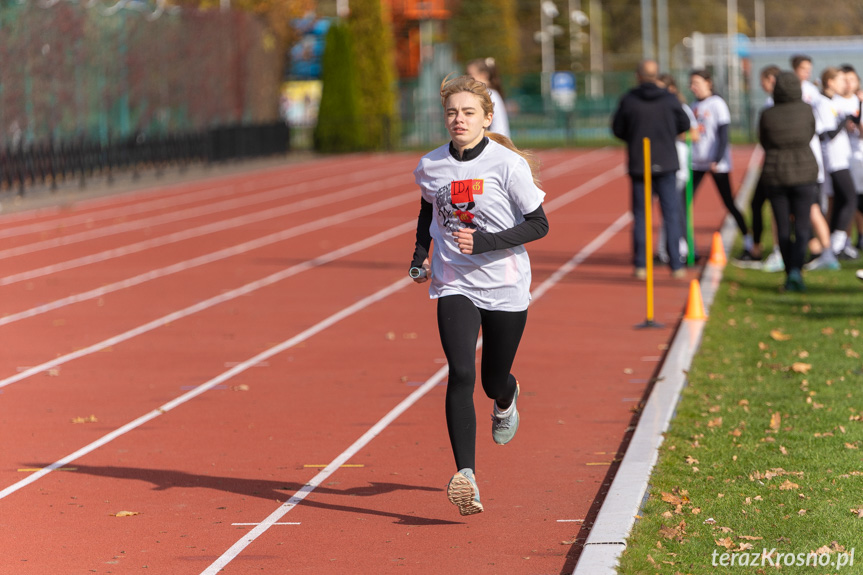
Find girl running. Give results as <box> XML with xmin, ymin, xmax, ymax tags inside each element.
<box><xmin>689</xmin><ymin>69</ymin><xmax>753</xmax><ymax>256</ymax></box>
<box><xmin>409</xmin><ymin>75</ymin><xmax>548</xmax><ymax>516</ymax></box>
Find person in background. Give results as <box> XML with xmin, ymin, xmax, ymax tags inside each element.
<box><xmin>466</xmin><ymin>58</ymin><xmax>511</xmax><ymax>138</ymax></box>
<box><xmin>689</xmin><ymin>69</ymin><xmax>753</xmax><ymax>257</ymax></box>
<box><xmin>657</xmin><ymin>72</ymin><xmax>698</xmax><ymax>266</ymax></box>
<box><xmin>838</xmin><ymin>64</ymin><xmax>863</xmax><ymax>255</ymax></box>
<box><xmin>612</xmin><ymin>59</ymin><xmax>691</xmax><ymax>280</ymax></box>
<box><xmin>735</xmin><ymin>65</ymin><xmax>784</xmax><ymax>271</ymax></box>
<box><xmin>409</xmin><ymin>74</ymin><xmax>548</xmax><ymax>516</ymax></box>
<box><xmin>792</xmin><ymin>54</ymin><xmax>839</xmax><ymax>271</ymax></box>
<box><xmin>759</xmin><ymin>71</ymin><xmax>819</xmax><ymax>292</ymax></box>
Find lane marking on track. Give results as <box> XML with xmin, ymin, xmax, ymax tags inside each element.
<box><xmin>0</xmin><ymin>155</ymin><xmax>381</xmax><ymax>234</ymax></box>
<box><xmin>302</xmin><ymin>464</ymin><xmax>365</xmax><ymax>468</ymax></box>
<box><xmin>0</xmin><ymin>164</ymin><xmax>629</xmax><ymax>505</ymax></box>
<box><xmin>0</xmin><ymin>159</ymin><xmax>417</xmax><ymax>257</ymax></box>
<box><xmin>200</xmin><ymin>212</ymin><xmax>632</xmax><ymax>575</ymax></box>
<box><xmin>0</xmin><ymin>153</ymin><xmax>612</xmax><ymax>326</ymax></box>
<box><xmin>557</xmin><ymin>519</ymin><xmax>585</xmax><ymax>523</ymax></box>
<box><xmin>0</xmin><ymin>172</ymin><xmax>414</xmax><ymax>286</ymax></box>
<box><xmin>17</xmin><ymin>468</ymin><xmax>77</xmax><ymax>472</ymax></box>
<box><xmin>0</xmin><ymin>216</ymin><xmax>418</xmax><ymax>389</ymax></box>
<box><xmin>231</xmin><ymin>523</ymin><xmax>301</xmax><ymax>526</ymax></box>
<box><xmin>0</xmin><ymin>276</ymin><xmax>415</xmax><ymax>501</ymax></box>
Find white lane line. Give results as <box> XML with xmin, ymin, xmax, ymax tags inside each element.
<box><xmin>231</xmin><ymin>523</ymin><xmax>301</xmax><ymax>526</ymax></box>
<box><xmin>0</xmin><ymin>216</ymin><xmax>417</xmax><ymax>390</ymax></box>
<box><xmin>0</xmin><ymin>160</ymin><xmax>416</xmax><ymax>260</ymax></box>
<box><xmin>540</xmin><ymin>147</ymin><xmax>613</xmax><ymax>179</ymax></box>
<box><xmin>0</xmin><ymin>155</ymin><xmax>378</xmax><ymax>230</ymax></box>
<box><xmin>0</xmin><ymin>275</ymin><xmax>415</xmax><ymax>502</ymax></box>
<box><xmin>0</xmin><ymin>153</ymin><xmax>600</xmax><ymax>322</ymax></box>
<box><xmin>1</xmin><ymin>163</ymin><xmax>626</xmax><ymax>382</ymax></box>
<box><xmin>0</xmin><ymin>173</ymin><xmax>412</xmax><ymax>287</ymax></box>
<box><xmin>0</xmin><ymin>196</ymin><xmax>415</xmax><ymax>328</ymax></box>
<box><xmin>200</xmin><ymin>211</ymin><xmax>632</xmax><ymax>575</ymax></box>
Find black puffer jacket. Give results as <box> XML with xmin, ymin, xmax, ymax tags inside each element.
<box><xmin>759</xmin><ymin>71</ymin><xmax>818</xmax><ymax>187</ymax></box>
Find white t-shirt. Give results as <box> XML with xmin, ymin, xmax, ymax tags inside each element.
<box><xmin>488</xmin><ymin>89</ymin><xmax>510</xmax><ymax>138</ymax></box>
<box><xmin>814</xmin><ymin>94</ymin><xmax>852</xmax><ymax>173</ymax></box>
<box><xmin>691</xmin><ymin>95</ymin><xmax>732</xmax><ymax>173</ymax></box>
<box><xmin>675</xmin><ymin>103</ymin><xmax>697</xmax><ymax>184</ymax></box>
<box><xmin>799</xmin><ymin>81</ymin><xmax>826</xmax><ymax>184</ymax></box>
<box><xmin>413</xmin><ymin>139</ymin><xmax>545</xmax><ymax>312</ymax></box>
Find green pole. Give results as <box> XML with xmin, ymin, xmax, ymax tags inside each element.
<box><xmin>686</xmin><ymin>132</ymin><xmax>695</xmax><ymax>267</ymax></box>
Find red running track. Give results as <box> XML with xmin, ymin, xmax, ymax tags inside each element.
<box><xmin>0</xmin><ymin>147</ymin><xmax>754</xmax><ymax>574</ymax></box>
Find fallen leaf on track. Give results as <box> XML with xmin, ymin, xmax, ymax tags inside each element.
<box><xmin>112</xmin><ymin>511</ymin><xmax>139</xmax><ymax>517</ymax></box>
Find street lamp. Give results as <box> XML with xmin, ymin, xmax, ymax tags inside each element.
<box><xmin>535</xmin><ymin>0</ymin><xmax>561</xmax><ymax>102</ymax></box>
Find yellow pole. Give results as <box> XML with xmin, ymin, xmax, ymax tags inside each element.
<box><xmin>643</xmin><ymin>137</ymin><xmax>655</xmax><ymax>324</ymax></box>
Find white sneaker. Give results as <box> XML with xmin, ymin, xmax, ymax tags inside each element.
<box><xmin>491</xmin><ymin>384</ymin><xmax>520</xmax><ymax>445</ymax></box>
<box><xmin>762</xmin><ymin>250</ymin><xmax>785</xmax><ymax>273</ymax></box>
<box><xmin>856</xmin><ymin>269</ymin><xmax>863</xmax><ymax>282</ymax></box>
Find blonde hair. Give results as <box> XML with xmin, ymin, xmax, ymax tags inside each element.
<box><xmin>440</xmin><ymin>74</ymin><xmax>541</xmax><ymax>187</ymax></box>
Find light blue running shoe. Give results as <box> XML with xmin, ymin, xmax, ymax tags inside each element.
<box><xmin>762</xmin><ymin>250</ymin><xmax>785</xmax><ymax>273</ymax></box>
<box><xmin>803</xmin><ymin>253</ymin><xmax>840</xmax><ymax>271</ymax></box>
<box><xmin>447</xmin><ymin>468</ymin><xmax>483</xmax><ymax>516</ymax></box>
<box><xmin>492</xmin><ymin>383</ymin><xmax>520</xmax><ymax>445</ymax></box>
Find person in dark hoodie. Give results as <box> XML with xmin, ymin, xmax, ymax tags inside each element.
<box><xmin>613</xmin><ymin>59</ymin><xmax>691</xmax><ymax>279</ymax></box>
<box><xmin>759</xmin><ymin>70</ymin><xmax>819</xmax><ymax>292</ymax></box>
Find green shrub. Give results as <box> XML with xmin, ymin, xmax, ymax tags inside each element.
<box><xmin>313</xmin><ymin>21</ymin><xmax>363</xmax><ymax>153</ymax></box>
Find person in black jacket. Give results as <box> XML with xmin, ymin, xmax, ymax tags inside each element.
<box><xmin>760</xmin><ymin>71</ymin><xmax>819</xmax><ymax>292</ymax></box>
<box><xmin>613</xmin><ymin>59</ymin><xmax>691</xmax><ymax>279</ymax></box>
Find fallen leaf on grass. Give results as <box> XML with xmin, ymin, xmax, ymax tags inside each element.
<box><xmin>770</xmin><ymin>329</ymin><xmax>792</xmax><ymax>341</ymax></box>
<box><xmin>851</xmin><ymin>508</ymin><xmax>863</xmax><ymax>518</ymax></box>
<box><xmin>791</xmin><ymin>363</ymin><xmax>812</xmax><ymax>374</ymax></box>
<box><xmin>707</xmin><ymin>417</ymin><xmax>723</xmax><ymax>428</ymax></box>
<box><xmin>845</xmin><ymin>443</ymin><xmax>859</xmax><ymax>450</ymax></box>
<box><xmin>769</xmin><ymin>412</ymin><xmax>781</xmax><ymax>432</ymax></box>
<box><xmin>780</xmin><ymin>445</ymin><xmax>788</xmax><ymax>455</ymax></box>
<box><xmin>715</xmin><ymin>537</ymin><xmax>735</xmax><ymax>549</ymax></box>
<box><xmin>779</xmin><ymin>480</ymin><xmax>799</xmax><ymax>490</ymax></box>
<box><xmin>111</xmin><ymin>511</ymin><xmax>139</xmax><ymax>517</ymax></box>
<box><xmin>798</xmin><ymin>509</ymin><xmax>807</xmax><ymax>515</ymax></box>
<box><xmin>822</xmin><ymin>327</ymin><xmax>835</xmax><ymax>336</ymax></box>
<box><xmin>685</xmin><ymin>456</ymin><xmax>699</xmax><ymax>466</ymax></box>
<box><xmin>659</xmin><ymin>520</ymin><xmax>687</xmax><ymax>542</ymax></box>
<box><xmin>71</xmin><ymin>415</ymin><xmax>98</xmax><ymax>424</ymax></box>
<box><xmin>738</xmin><ymin>535</ymin><xmax>763</xmax><ymax>541</ymax></box>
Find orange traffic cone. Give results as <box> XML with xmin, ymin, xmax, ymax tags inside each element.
<box><xmin>684</xmin><ymin>279</ymin><xmax>707</xmax><ymax>320</ymax></box>
<box><xmin>708</xmin><ymin>232</ymin><xmax>727</xmax><ymax>266</ymax></box>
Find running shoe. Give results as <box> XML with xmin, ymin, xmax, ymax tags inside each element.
<box><xmin>838</xmin><ymin>244</ymin><xmax>859</xmax><ymax>260</ymax></box>
<box><xmin>634</xmin><ymin>267</ymin><xmax>647</xmax><ymax>280</ymax></box>
<box><xmin>447</xmin><ymin>468</ymin><xmax>483</xmax><ymax>516</ymax></box>
<box><xmin>857</xmin><ymin>269</ymin><xmax>863</xmax><ymax>282</ymax></box>
<box><xmin>762</xmin><ymin>250</ymin><xmax>785</xmax><ymax>273</ymax></box>
<box><xmin>784</xmin><ymin>270</ymin><xmax>806</xmax><ymax>293</ymax></box>
<box><xmin>803</xmin><ymin>254</ymin><xmax>841</xmax><ymax>271</ymax></box>
<box><xmin>492</xmin><ymin>383</ymin><xmax>520</xmax><ymax>445</ymax></box>
<box><xmin>732</xmin><ymin>250</ymin><xmax>762</xmax><ymax>269</ymax></box>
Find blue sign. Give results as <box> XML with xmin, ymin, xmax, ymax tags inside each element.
<box><xmin>551</xmin><ymin>71</ymin><xmax>576</xmax><ymax>110</ymax></box>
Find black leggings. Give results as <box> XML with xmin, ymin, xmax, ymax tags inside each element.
<box><xmin>751</xmin><ymin>173</ymin><xmax>769</xmax><ymax>246</ymax></box>
<box><xmin>692</xmin><ymin>170</ymin><xmax>749</xmax><ymax>236</ymax></box>
<box><xmin>437</xmin><ymin>294</ymin><xmax>526</xmax><ymax>472</ymax></box>
<box><xmin>769</xmin><ymin>184</ymin><xmax>816</xmax><ymax>274</ymax></box>
<box><xmin>829</xmin><ymin>169</ymin><xmax>857</xmax><ymax>233</ymax></box>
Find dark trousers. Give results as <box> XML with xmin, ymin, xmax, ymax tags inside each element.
<box><xmin>437</xmin><ymin>295</ymin><xmax>526</xmax><ymax>472</ymax></box>
<box><xmin>692</xmin><ymin>170</ymin><xmax>749</xmax><ymax>236</ymax></box>
<box><xmin>769</xmin><ymin>184</ymin><xmax>817</xmax><ymax>274</ymax></box>
<box><xmin>829</xmin><ymin>169</ymin><xmax>857</xmax><ymax>233</ymax></box>
<box><xmin>751</xmin><ymin>173</ymin><xmax>769</xmax><ymax>246</ymax></box>
<box><xmin>630</xmin><ymin>171</ymin><xmax>683</xmax><ymax>270</ymax></box>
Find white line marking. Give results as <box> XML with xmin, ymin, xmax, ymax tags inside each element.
<box><xmin>0</xmin><ymin>173</ymin><xmax>413</xmax><ymax>286</ymax></box>
<box><xmin>200</xmin><ymin>212</ymin><xmax>631</xmax><ymax>574</ymax></box>
<box><xmin>557</xmin><ymin>519</ymin><xmax>585</xmax><ymax>523</ymax></box>
<box><xmin>0</xmin><ymin>163</ymin><xmax>628</xmax><ymax>506</ymax></box>
<box><xmin>0</xmin><ymin>160</ymin><xmax>414</xmax><ymax>256</ymax></box>
<box><xmin>231</xmin><ymin>523</ymin><xmax>301</xmax><ymax>526</ymax></box>
<box><xmin>0</xmin><ymin>276</ymin><xmax>414</xmax><ymax>501</ymax></box>
<box><xmin>0</xmin><ymin>193</ymin><xmax>414</xmax><ymax>325</ymax></box>
<box><xmin>0</xmin><ymin>218</ymin><xmax>416</xmax><ymax>389</ymax></box>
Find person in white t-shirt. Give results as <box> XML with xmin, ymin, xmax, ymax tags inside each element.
<box><xmin>689</xmin><ymin>69</ymin><xmax>753</xmax><ymax>256</ymax></box>
<box><xmin>839</xmin><ymin>64</ymin><xmax>863</xmax><ymax>254</ymax></box>
<box><xmin>409</xmin><ymin>74</ymin><xmax>548</xmax><ymax>516</ymax></box>
<box><xmin>466</xmin><ymin>58</ymin><xmax>511</xmax><ymax>138</ymax></box>
<box><xmin>791</xmin><ymin>54</ymin><xmax>839</xmax><ymax>271</ymax></box>
<box><xmin>816</xmin><ymin>67</ymin><xmax>858</xmax><ymax>256</ymax></box>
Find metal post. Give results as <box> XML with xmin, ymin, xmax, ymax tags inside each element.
<box><xmin>754</xmin><ymin>0</ymin><xmax>765</xmax><ymax>43</ymax></box>
<box><xmin>727</xmin><ymin>0</ymin><xmax>738</xmax><ymax>123</ymax></box>
<box><xmin>640</xmin><ymin>0</ymin><xmax>653</xmax><ymax>61</ymax></box>
<box><xmin>588</xmin><ymin>0</ymin><xmax>603</xmax><ymax>98</ymax></box>
<box><xmin>656</xmin><ymin>0</ymin><xmax>668</xmax><ymax>72</ymax></box>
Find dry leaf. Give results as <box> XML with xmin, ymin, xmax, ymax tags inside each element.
<box><xmin>798</xmin><ymin>509</ymin><xmax>807</xmax><ymax>515</ymax></box>
<box><xmin>715</xmin><ymin>537</ymin><xmax>735</xmax><ymax>549</ymax></box>
<box><xmin>661</xmin><ymin>492</ymin><xmax>683</xmax><ymax>506</ymax></box>
<box><xmin>738</xmin><ymin>535</ymin><xmax>763</xmax><ymax>540</ymax></box>
<box><xmin>707</xmin><ymin>417</ymin><xmax>723</xmax><ymax>428</ymax></box>
<box><xmin>769</xmin><ymin>412</ymin><xmax>781</xmax><ymax>432</ymax></box>
<box><xmin>792</xmin><ymin>362</ymin><xmax>812</xmax><ymax>374</ymax></box>
<box><xmin>770</xmin><ymin>329</ymin><xmax>792</xmax><ymax>341</ymax></box>
<box><xmin>758</xmin><ymin>342</ymin><xmax>768</xmax><ymax>351</ymax></box>
<box><xmin>846</xmin><ymin>443</ymin><xmax>859</xmax><ymax>450</ymax></box>
<box><xmin>112</xmin><ymin>511</ymin><xmax>139</xmax><ymax>517</ymax></box>
<box><xmin>232</xmin><ymin>384</ymin><xmax>250</xmax><ymax>392</ymax></box>
<box><xmin>780</xmin><ymin>445</ymin><xmax>788</xmax><ymax>455</ymax></box>
<box><xmin>71</xmin><ymin>415</ymin><xmax>98</xmax><ymax>424</ymax></box>
<box><xmin>685</xmin><ymin>456</ymin><xmax>699</xmax><ymax>465</ymax></box>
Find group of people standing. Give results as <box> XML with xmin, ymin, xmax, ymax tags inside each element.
<box><xmin>613</xmin><ymin>55</ymin><xmax>863</xmax><ymax>292</ymax></box>
<box><xmin>612</xmin><ymin>59</ymin><xmax>751</xmax><ymax>281</ymax></box>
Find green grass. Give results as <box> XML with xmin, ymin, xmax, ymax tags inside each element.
<box><xmin>617</xmin><ymin>261</ymin><xmax>863</xmax><ymax>574</ymax></box>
